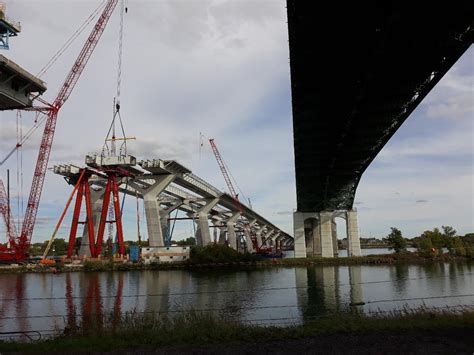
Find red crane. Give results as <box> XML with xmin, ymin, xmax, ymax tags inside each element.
<box><xmin>209</xmin><ymin>138</ymin><xmax>238</xmax><ymax>200</ymax></box>
<box><xmin>209</xmin><ymin>138</ymin><xmax>261</xmax><ymax>251</ymax></box>
<box><xmin>0</xmin><ymin>0</ymin><xmax>119</xmax><ymax>261</ymax></box>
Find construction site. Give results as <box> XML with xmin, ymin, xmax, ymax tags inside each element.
<box><xmin>0</xmin><ymin>1</ymin><xmax>294</xmax><ymax>267</ymax></box>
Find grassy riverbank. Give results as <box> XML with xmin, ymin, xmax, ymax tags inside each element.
<box><xmin>1</xmin><ymin>308</ymin><xmax>473</xmax><ymax>353</ymax></box>
<box><xmin>0</xmin><ymin>252</ymin><xmax>471</xmax><ymax>274</ymax></box>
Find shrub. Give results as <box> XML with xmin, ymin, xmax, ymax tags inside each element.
<box><xmin>417</xmin><ymin>238</ymin><xmax>435</xmax><ymax>258</ymax></box>
<box><xmin>190</xmin><ymin>245</ymin><xmax>260</xmax><ymax>263</ymax></box>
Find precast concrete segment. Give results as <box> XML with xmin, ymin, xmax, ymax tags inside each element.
<box><xmin>225</xmin><ymin>212</ymin><xmax>240</xmax><ymax>250</ymax></box>
<box><xmin>346</xmin><ymin>210</ymin><xmax>361</xmax><ymax>256</ymax></box>
<box><xmin>195</xmin><ymin>197</ymin><xmax>219</xmax><ymax>246</ymax></box>
<box><xmin>79</xmin><ymin>187</ymin><xmax>105</xmax><ymax>257</ymax></box>
<box><xmin>320</xmin><ymin>212</ymin><xmax>334</xmax><ymax>257</ymax></box>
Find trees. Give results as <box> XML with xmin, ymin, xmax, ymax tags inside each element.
<box><xmin>442</xmin><ymin>226</ymin><xmax>457</xmax><ymax>253</ymax></box>
<box><xmin>386</xmin><ymin>227</ymin><xmax>407</xmax><ymax>253</ymax></box>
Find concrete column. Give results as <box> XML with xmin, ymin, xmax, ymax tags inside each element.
<box><xmin>159</xmin><ymin>200</ymin><xmax>182</xmax><ymax>246</ymax></box>
<box><xmin>263</xmin><ymin>229</ymin><xmax>274</xmax><ymax>246</ymax></box>
<box><xmin>195</xmin><ymin>197</ymin><xmax>220</xmax><ymax>246</ymax></box>
<box><xmin>293</xmin><ymin>212</ymin><xmax>306</xmax><ymax>258</ymax></box>
<box><xmin>311</xmin><ymin>219</ymin><xmax>322</xmax><ymax>256</ymax></box>
<box><xmin>225</xmin><ymin>212</ymin><xmax>240</xmax><ymax>250</ymax></box>
<box><xmin>331</xmin><ymin>218</ymin><xmax>338</xmax><ymax>257</ymax></box>
<box><xmin>244</xmin><ymin>219</ymin><xmax>257</xmax><ymax>252</ymax></box>
<box><xmin>79</xmin><ymin>187</ymin><xmax>105</xmax><ymax>257</ymax></box>
<box><xmin>142</xmin><ymin>175</ymin><xmax>175</xmax><ymax>247</ymax></box>
<box><xmin>272</xmin><ymin>232</ymin><xmax>281</xmax><ymax>250</ymax></box>
<box><xmin>320</xmin><ymin>211</ymin><xmax>334</xmax><ymax>257</ymax></box>
<box><xmin>346</xmin><ymin>210</ymin><xmax>361</xmax><ymax>256</ymax></box>
<box><xmin>218</xmin><ymin>227</ymin><xmax>226</xmax><ymax>245</ymax></box>
<box><xmin>255</xmin><ymin>226</ymin><xmax>266</xmax><ymax>249</ymax></box>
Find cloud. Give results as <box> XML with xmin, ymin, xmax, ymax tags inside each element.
<box><xmin>416</xmin><ymin>200</ymin><xmax>428</xmax><ymax>203</ymax></box>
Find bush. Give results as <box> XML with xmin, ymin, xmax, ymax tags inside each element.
<box><xmin>417</xmin><ymin>238</ymin><xmax>435</xmax><ymax>258</ymax></box>
<box><xmin>83</xmin><ymin>261</ymin><xmax>111</xmax><ymax>272</ymax></box>
<box><xmin>386</xmin><ymin>227</ymin><xmax>407</xmax><ymax>253</ymax></box>
<box><xmin>452</xmin><ymin>237</ymin><xmax>466</xmax><ymax>256</ymax></box>
<box><xmin>190</xmin><ymin>245</ymin><xmax>260</xmax><ymax>263</ymax></box>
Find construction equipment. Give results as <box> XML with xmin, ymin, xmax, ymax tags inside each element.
<box><xmin>0</xmin><ymin>0</ymin><xmax>119</xmax><ymax>262</ymax></box>
<box><xmin>209</xmin><ymin>138</ymin><xmax>261</xmax><ymax>252</ymax></box>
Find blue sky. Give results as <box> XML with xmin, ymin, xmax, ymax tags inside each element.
<box><xmin>0</xmin><ymin>0</ymin><xmax>472</xmax><ymax>244</ymax></box>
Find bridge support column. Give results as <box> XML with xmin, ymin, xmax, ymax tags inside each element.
<box><xmin>225</xmin><ymin>212</ymin><xmax>240</xmax><ymax>250</ymax></box>
<box><xmin>263</xmin><ymin>229</ymin><xmax>274</xmax><ymax>246</ymax></box>
<box><xmin>332</xmin><ymin>218</ymin><xmax>338</xmax><ymax>257</ymax></box>
<box><xmin>346</xmin><ymin>210</ymin><xmax>361</xmax><ymax>256</ymax></box>
<box><xmin>159</xmin><ymin>200</ymin><xmax>182</xmax><ymax>246</ymax></box>
<box><xmin>255</xmin><ymin>226</ymin><xmax>265</xmax><ymax>249</ymax></box>
<box><xmin>195</xmin><ymin>198</ymin><xmax>219</xmax><ymax>246</ymax></box>
<box><xmin>294</xmin><ymin>212</ymin><xmax>322</xmax><ymax>258</ymax></box>
<box><xmin>244</xmin><ymin>219</ymin><xmax>257</xmax><ymax>252</ymax></box>
<box><xmin>142</xmin><ymin>175</ymin><xmax>175</xmax><ymax>247</ymax></box>
<box><xmin>218</xmin><ymin>227</ymin><xmax>226</xmax><ymax>245</ymax></box>
<box><xmin>320</xmin><ymin>211</ymin><xmax>334</xmax><ymax>257</ymax></box>
<box><xmin>79</xmin><ymin>187</ymin><xmax>105</xmax><ymax>257</ymax></box>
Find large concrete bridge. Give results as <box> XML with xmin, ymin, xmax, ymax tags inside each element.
<box><xmin>287</xmin><ymin>1</ymin><xmax>473</xmax><ymax>257</ymax></box>
<box><xmin>53</xmin><ymin>154</ymin><xmax>293</xmax><ymax>256</ymax></box>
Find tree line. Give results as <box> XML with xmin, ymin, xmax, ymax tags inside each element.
<box><xmin>386</xmin><ymin>226</ymin><xmax>473</xmax><ymax>257</ymax></box>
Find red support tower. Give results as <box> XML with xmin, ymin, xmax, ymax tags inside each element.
<box><xmin>67</xmin><ymin>170</ymin><xmax>125</xmax><ymax>258</ymax></box>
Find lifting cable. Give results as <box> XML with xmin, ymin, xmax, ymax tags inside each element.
<box><xmin>37</xmin><ymin>1</ymin><xmax>107</xmax><ymax>77</ymax></box>
<box><xmin>1</xmin><ymin>2</ymin><xmax>107</xmax><ymax>167</ymax></box>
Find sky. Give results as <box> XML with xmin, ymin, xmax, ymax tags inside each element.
<box><xmin>0</xmin><ymin>0</ymin><xmax>472</xmax><ymax>244</ymax></box>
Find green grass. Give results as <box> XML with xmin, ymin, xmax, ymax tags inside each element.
<box><xmin>1</xmin><ymin>307</ymin><xmax>473</xmax><ymax>352</ymax></box>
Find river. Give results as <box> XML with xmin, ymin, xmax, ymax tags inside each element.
<box><xmin>0</xmin><ymin>260</ymin><xmax>472</xmax><ymax>338</ymax></box>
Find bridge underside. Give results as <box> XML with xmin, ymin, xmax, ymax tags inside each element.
<box><xmin>287</xmin><ymin>1</ymin><xmax>473</xmax><ymax>212</ymax></box>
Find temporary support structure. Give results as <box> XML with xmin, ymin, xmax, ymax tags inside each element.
<box><xmin>67</xmin><ymin>170</ymin><xmax>125</xmax><ymax>258</ymax></box>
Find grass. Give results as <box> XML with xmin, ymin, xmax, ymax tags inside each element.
<box><xmin>1</xmin><ymin>307</ymin><xmax>473</xmax><ymax>352</ymax></box>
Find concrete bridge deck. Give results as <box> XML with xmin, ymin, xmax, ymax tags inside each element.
<box><xmin>53</xmin><ymin>154</ymin><xmax>293</xmax><ymax>256</ymax></box>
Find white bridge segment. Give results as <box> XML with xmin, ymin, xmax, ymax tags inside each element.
<box><xmin>52</xmin><ymin>156</ymin><xmax>293</xmax><ymax>251</ymax></box>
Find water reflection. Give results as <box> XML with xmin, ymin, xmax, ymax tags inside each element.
<box><xmin>295</xmin><ymin>265</ymin><xmax>364</xmax><ymax>320</ymax></box>
<box><xmin>0</xmin><ymin>261</ymin><xmax>471</xmax><ymax>334</ymax></box>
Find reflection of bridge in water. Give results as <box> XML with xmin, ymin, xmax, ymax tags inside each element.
<box><xmin>0</xmin><ymin>262</ymin><xmax>471</xmax><ymax>338</ymax></box>
<box><xmin>295</xmin><ymin>266</ymin><xmax>363</xmax><ymax>320</ymax></box>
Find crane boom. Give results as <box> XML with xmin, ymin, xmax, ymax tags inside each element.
<box><xmin>0</xmin><ymin>180</ymin><xmax>17</xmax><ymax>250</ymax></box>
<box><xmin>2</xmin><ymin>0</ymin><xmax>119</xmax><ymax>260</ymax></box>
<box><xmin>209</xmin><ymin>138</ymin><xmax>238</xmax><ymax>200</ymax></box>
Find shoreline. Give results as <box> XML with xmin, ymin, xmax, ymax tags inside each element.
<box><xmin>0</xmin><ymin>254</ymin><xmax>471</xmax><ymax>274</ymax></box>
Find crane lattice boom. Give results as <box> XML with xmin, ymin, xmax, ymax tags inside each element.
<box><xmin>0</xmin><ymin>0</ymin><xmax>118</xmax><ymax>260</ymax></box>
<box><xmin>209</xmin><ymin>139</ymin><xmax>238</xmax><ymax>200</ymax></box>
